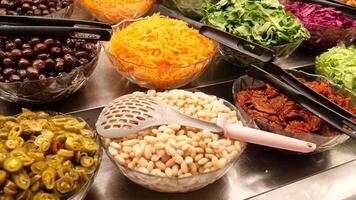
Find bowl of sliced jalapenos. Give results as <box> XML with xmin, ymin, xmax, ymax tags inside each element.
<box><xmin>0</xmin><ymin>109</ymin><xmax>102</xmax><ymax>200</ymax></box>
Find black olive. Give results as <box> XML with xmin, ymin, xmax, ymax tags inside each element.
<box><xmin>33</xmin><ymin>43</ymin><xmax>47</xmax><ymax>53</ymax></box>
<box><xmin>10</xmin><ymin>49</ymin><xmax>22</xmax><ymax>60</ymax></box>
<box><xmin>18</xmin><ymin>58</ymin><xmax>31</xmax><ymax>69</ymax></box>
<box><xmin>79</xmin><ymin>58</ymin><xmax>89</xmax><ymax>65</ymax></box>
<box><xmin>37</xmin><ymin>53</ymin><xmax>50</xmax><ymax>60</ymax></box>
<box><xmin>3</xmin><ymin>58</ymin><xmax>15</xmax><ymax>68</ymax></box>
<box><xmin>5</xmin><ymin>42</ymin><xmax>16</xmax><ymax>51</ymax></box>
<box><xmin>44</xmin><ymin>58</ymin><xmax>55</xmax><ymax>69</ymax></box>
<box><xmin>26</xmin><ymin>67</ymin><xmax>39</xmax><ymax>80</ymax></box>
<box><xmin>50</xmin><ymin>46</ymin><xmax>61</xmax><ymax>56</ymax></box>
<box><xmin>3</xmin><ymin>68</ymin><xmax>16</xmax><ymax>76</ymax></box>
<box><xmin>44</xmin><ymin>38</ymin><xmax>55</xmax><ymax>47</ymax></box>
<box><xmin>38</xmin><ymin>74</ymin><xmax>46</xmax><ymax>80</ymax></box>
<box><xmin>28</xmin><ymin>37</ymin><xmax>41</xmax><ymax>46</ymax></box>
<box><xmin>63</xmin><ymin>54</ymin><xmax>78</xmax><ymax>67</ymax></box>
<box><xmin>32</xmin><ymin>59</ymin><xmax>45</xmax><ymax>71</ymax></box>
<box><xmin>74</xmin><ymin>51</ymin><xmax>88</xmax><ymax>59</ymax></box>
<box><xmin>9</xmin><ymin>74</ymin><xmax>21</xmax><ymax>82</ymax></box>
<box><xmin>22</xmin><ymin>48</ymin><xmax>35</xmax><ymax>59</ymax></box>
<box><xmin>21</xmin><ymin>43</ymin><xmax>31</xmax><ymax>49</ymax></box>
<box><xmin>17</xmin><ymin>69</ymin><xmax>27</xmax><ymax>79</ymax></box>
<box><xmin>54</xmin><ymin>60</ymin><xmax>65</xmax><ymax>72</ymax></box>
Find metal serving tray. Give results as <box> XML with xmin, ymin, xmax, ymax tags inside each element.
<box><xmin>0</xmin><ymin>47</ymin><xmax>355</xmax><ymax>199</ymax></box>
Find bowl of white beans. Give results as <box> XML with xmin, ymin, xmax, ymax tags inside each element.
<box><xmin>100</xmin><ymin>89</ymin><xmax>246</xmax><ymax>192</ymax></box>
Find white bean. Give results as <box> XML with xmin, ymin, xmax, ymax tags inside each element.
<box><xmin>108</xmin><ymin>146</ymin><xmax>118</xmax><ymax>156</ymax></box>
<box><xmin>144</xmin><ymin>145</ymin><xmax>152</xmax><ymax>160</ymax></box>
<box><xmin>165</xmin><ymin>168</ymin><xmax>173</xmax><ymax>177</ymax></box>
<box><xmin>155</xmin><ymin>161</ymin><xmax>166</xmax><ymax>171</ymax></box>
<box><xmin>181</xmin><ymin>162</ymin><xmax>189</xmax><ymax>173</ymax></box>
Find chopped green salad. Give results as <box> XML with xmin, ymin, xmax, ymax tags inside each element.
<box><xmin>202</xmin><ymin>0</ymin><xmax>310</xmax><ymax>46</ymax></box>
<box><xmin>316</xmin><ymin>45</ymin><xmax>356</xmax><ymax>93</ymax></box>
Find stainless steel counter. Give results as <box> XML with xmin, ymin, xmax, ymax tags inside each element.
<box><xmin>0</xmin><ymin>48</ymin><xmax>354</xmax><ymax>200</ymax></box>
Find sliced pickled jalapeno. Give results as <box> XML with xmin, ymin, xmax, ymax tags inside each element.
<box><xmin>0</xmin><ymin>109</ymin><xmax>99</xmax><ymax>199</ymax></box>
<box><xmin>12</xmin><ymin>170</ymin><xmax>30</xmax><ymax>190</ymax></box>
<box><xmin>4</xmin><ymin>157</ymin><xmax>23</xmax><ymax>172</ymax></box>
<box><xmin>0</xmin><ymin>170</ymin><xmax>7</xmax><ymax>184</ymax></box>
<box><xmin>80</xmin><ymin>156</ymin><xmax>95</xmax><ymax>168</ymax></box>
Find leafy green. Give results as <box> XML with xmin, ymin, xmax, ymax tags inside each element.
<box><xmin>315</xmin><ymin>45</ymin><xmax>356</xmax><ymax>93</ymax></box>
<box><xmin>202</xmin><ymin>0</ymin><xmax>310</xmax><ymax>46</ymax></box>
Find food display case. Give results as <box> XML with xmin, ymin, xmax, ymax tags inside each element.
<box><xmin>1</xmin><ymin>47</ymin><xmax>355</xmax><ymax>199</ymax></box>
<box><xmin>0</xmin><ymin>1</ymin><xmax>355</xmax><ymax>200</ymax></box>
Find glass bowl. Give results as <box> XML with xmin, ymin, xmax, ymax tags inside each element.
<box><xmin>280</xmin><ymin>0</ymin><xmax>356</xmax><ymax>51</ymax></box>
<box><xmin>99</xmin><ymin>97</ymin><xmax>246</xmax><ymax>192</ymax></box>
<box><xmin>296</xmin><ymin>21</ymin><xmax>355</xmax><ymax>51</ymax></box>
<box><xmin>0</xmin><ymin>43</ymin><xmax>101</xmax><ymax>105</ymax></box>
<box><xmin>170</xmin><ymin>0</ymin><xmax>206</xmax><ymax>19</ymax></box>
<box><xmin>68</xmin><ymin>115</ymin><xmax>103</xmax><ymax>200</ymax></box>
<box><xmin>104</xmin><ymin>18</ymin><xmax>218</xmax><ymax>89</ymax></box>
<box><xmin>46</xmin><ymin>3</ymin><xmax>75</xmax><ymax>18</ymax></box>
<box><xmin>218</xmin><ymin>40</ymin><xmax>303</xmax><ymax>68</ymax></box>
<box><xmin>3</xmin><ymin>111</ymin><xmax>103</xmax><ymax>200</ymax></box>
<box><xmin>77</xmin><ymin>0</ymin><xmax>154</xmax><ymax>24</ymax></box>
<box><xmin>0</xmin><ymin>2</ymin><xmax>74</xmax><ymax>18</ymax></box>
<box><xmin>232</xmin><ymin>69</ymin><xmax>353</xmax><ymax>154</ymax></box>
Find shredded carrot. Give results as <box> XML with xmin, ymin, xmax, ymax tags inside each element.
<box><xmin>108</xmin><ymin>13</ymin><xmax>217</xmax><ymax>88</ymax></box>
<box><xmin>79</xmin><ymin>0</ymin><xmax>153</xmax><ymax>24</ymax></box>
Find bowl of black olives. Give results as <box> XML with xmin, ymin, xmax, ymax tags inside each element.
<box><xmin>0</xmin><ymin>36</ymin><xmax>100</xmax><ymax>104</ymax></box>
<box><xmin>0</xmin><ymin>0</ymin><xmax>74</xmax><ymax>18</ymax></box>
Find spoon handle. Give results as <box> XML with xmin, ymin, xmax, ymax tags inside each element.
<box><xmin>225</xmin><ymin>124</ymin><xmax>316</xmax><ymax>153</ymax></box>
<box><xmin>216</xmin><ymin>114</ymin><xmax>316</xmax><ymax>153</ymax></box>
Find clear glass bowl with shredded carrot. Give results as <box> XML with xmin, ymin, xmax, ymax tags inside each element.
<box><xmin>104</xmin><ymin>14</ymin><xmax>218</xmax><ymax>89</ymax></box>
<box><xmin>78</xmin><ymin>0</ymin><xmax>154</xmax><ymax>24</ymax></box>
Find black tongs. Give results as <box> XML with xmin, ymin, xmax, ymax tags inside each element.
<box><xmin>158</xmin><ymin>5</ymin><xmax>356</xmax><ymax>139</ymax></box>
<box><xmin>0</xmin><ymin>15</ymin><xmax>112</xmax><ymax>41</ymax></box>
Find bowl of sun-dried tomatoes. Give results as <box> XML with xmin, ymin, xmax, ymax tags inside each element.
<box><xmin>233</xmin><ymin>69</ymin><xmax>356</xmax><ymax>153</ymax></box>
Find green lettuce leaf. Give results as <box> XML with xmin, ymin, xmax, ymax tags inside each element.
<box><xmin>202</xmin><ymin>0</ymin><xmax>310</xmax><ymax>46</ymax></box>
<box><xmin>315</xmin><ymin>45</ymin><xmax>356</xmax><ymax>93</ymax></box>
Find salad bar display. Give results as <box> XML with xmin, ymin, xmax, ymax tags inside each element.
<box><xmin>0</xmin><ymin>0</ymin><xmax>355</xmax><ymax>199</ymax></box>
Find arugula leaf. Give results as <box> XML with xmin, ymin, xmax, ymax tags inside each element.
<box><xmin>202</xmin><ymin>0</ymin><xmax>310</xmax><ymax>46</ymax></box>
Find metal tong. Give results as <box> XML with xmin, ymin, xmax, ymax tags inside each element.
<box><xmin>158</xmin><ymin>5</ymin><xmax>356</xmax><ymax>139</ymax></box>
<box><xmin>0</xmin><ymin>15</ymin><xmax>112</xmax><ymax>41</ymax></box>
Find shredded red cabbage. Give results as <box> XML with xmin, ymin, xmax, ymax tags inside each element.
<box><xmin>285</xmin><ymin>2</ymin><xmax>356</xmax><ymax>28</ymax></box>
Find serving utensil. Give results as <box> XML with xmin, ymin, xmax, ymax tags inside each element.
<box><xmin>0</xmin><ymin>15</ymin><xmax>112</xmax><ymax>41</ymax></box>
<box><xmin>96</xmin><ymin>93</ymin><xmax>316</xmax><ymax>153</ymax></box>
<box><xmin>157</xmin><ymin>5</ymin><xmax>356</xmax><ymax>139</ymax></box>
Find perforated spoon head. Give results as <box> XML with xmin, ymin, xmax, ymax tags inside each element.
<box><xmin>96</xmin><ymin>93</ymin><xmax>223</xmax><ymax>138</ymax></box>
<box><xmin>96</xmin><ymin>93</ymin><xmax>165</xmax><ymax>137</ymax></box>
